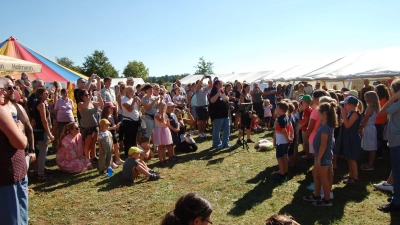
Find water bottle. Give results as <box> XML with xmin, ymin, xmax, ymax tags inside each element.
<box><xmin>12</xmin><ymin>112</ymin><xmax>17</xmax><ymax>121</ymax></box>
<box><xmin>107</xmin><ymin>166</ymin><xmax>113</xmax><ymax>177</ymax></box>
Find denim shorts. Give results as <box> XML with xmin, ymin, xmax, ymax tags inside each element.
<box><xmin>276</xmin><ymin>143</ymin><xmax>290</xmax><ymax>158</ymax></box>
<box><xmin>314</xmin><ymin>158</ymin><xmax>332</xmax><ymax>168</ymax></box>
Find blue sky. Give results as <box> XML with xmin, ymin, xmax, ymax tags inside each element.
<box><xmin>2</xmin><ymin>0</ymin><xmax>399</xmax><ymax>77</ymax></box>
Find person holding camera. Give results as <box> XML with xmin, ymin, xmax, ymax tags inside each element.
<box><xmin>209</xmin><ymin>79</ymin><xmax>231</xmax><ymax>149</ymax></box>
<box><xmin>237</xmin><ymin>83</ymin><xmax>254</xmax><ymax>145</ymax></box>
<box><xmin>196</xmin><ymin>75</ymin><xmax>213</xmax><ymax>138</ymax></box>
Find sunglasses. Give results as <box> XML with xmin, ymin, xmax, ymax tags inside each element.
<box><xmin>7</xmin><ymin>86</ymin><xmax>17</xmax><ymax>90</ymax></box>
<box><xmin>83</xmin><ymin>94</ymin><xmax>89</xmax><ymax>97</ymax></box>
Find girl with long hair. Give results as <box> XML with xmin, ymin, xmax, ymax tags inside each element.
<box><xmin>56</xmin><ymin>122</ymin><xmax>92</xmax><ymax>173</ymax></box>
<box><xmin>304</xmin><ymin>102</ymin><xmax>337</xmax><ymax>206</ymax></box>
<box><xmin>359</xmin><ymin>91</ymin><xmax>381</xmax><ymax>171</ymax></box>
<box><xmin>237</xmin><ymin>83</ymin><xmax>254</xmax><ymax>144</ymax></box>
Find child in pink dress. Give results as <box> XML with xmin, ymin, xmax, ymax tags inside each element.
<box><xmin>56</xmin><ymin>122</ymin><xmax>92</xmax><ymax>173</ymax></box>
<box><xmin>154</xmin><ymin>102</ymin><xmax>173</xmax><ymax>166</ymax></box>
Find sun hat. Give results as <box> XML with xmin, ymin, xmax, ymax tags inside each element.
<box><xmin>128</xmin><ymin>147</ymin><xmax>142</xmax><ymax>155</ymax></box>
<box><xmin>127</xmin><ymin>77</ymin><xmax>134</xmax><ymax>82</ymax></box>
<box><xmin>104</xmin><ymin>102</ymin><xmax>116</xmax><ymax>108</ymax></box>
<box><xmin>340</xmin><ymin>96</ymin><xmax>359</xmax><ymax>105</ymax></box>
<box><xmin>167</xmin><ymin>102</ymin><xmax>175</xmax><ymax>107</ymax></box>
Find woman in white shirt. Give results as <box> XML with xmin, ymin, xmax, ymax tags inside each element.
<box><xmin>121</xmin><ymin>86</ymin><xmax>141</xmax><ymax>156</ymax></box>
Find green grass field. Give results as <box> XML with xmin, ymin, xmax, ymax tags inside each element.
<box><xmin>28</xmin><ymin>129</ymin><xmax>400</xmax><ymax>225</ymax></box>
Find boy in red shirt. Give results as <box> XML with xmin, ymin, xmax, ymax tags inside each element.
<box><xmin>298</xmin><ymin>95</ymin><xmax>312</xmax><ymax>160</ymax></box>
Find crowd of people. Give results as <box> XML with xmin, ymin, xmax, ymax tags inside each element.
<box><xmin>1</xmin><ymin>71</ymin><xmax>400</xmax><ymax>223</ymax></box>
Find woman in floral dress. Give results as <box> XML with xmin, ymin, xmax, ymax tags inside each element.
<box><xmin>56</xmin><ymin>122</ymin><xmax>92</xmax><ymax>173</ymax></box>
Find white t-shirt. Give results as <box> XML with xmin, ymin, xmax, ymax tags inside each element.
<box><xmin>121</xmin><ymin>96</ymin><xmax>140</xmax><ymax>121</ymax></box>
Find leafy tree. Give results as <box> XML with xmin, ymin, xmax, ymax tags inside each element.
<box><xmin>55</xmin><ymin>56</ymin><xmax>83</xmax><ymax>73</ymax></box>
<box><xmin>194</xmin><ymin>57</ymin><xmax>214</xmax><ymax>74</ymax></box>
<box><xmin>122</xmin><ymin>60</ymin><xmax>149</xmax><ymax>79</ymax></box>
<box><xmin>157</xmin><ymin>77</ymin><xmax>165</xmax><ymax>85</ymax></box>
<box><xmin>82</xmin><ymin>50</ymin><xmax>118</xmax><ymax>78</ymax></box>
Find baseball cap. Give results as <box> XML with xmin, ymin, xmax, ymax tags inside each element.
<box><xmin>104</xmin><ymin>102</ymin><xmax>116</xmax><ymax>108</ymax></box>
<box><xmin>344</xmin><ymin>90</ymin><xmax>358</xmax><ymax>98</ymax></box>
<box><xmin>167</xmin><ymin>102</ymin><xmax>175</xmax><ymax>107</ymax></box>
<box><xmin>299</xmin><ymin>94</ymin><xmax>312</xmax><ymax>101</ymax></box>
<box><xmin>127</xmin><ymin>77</ymin><xmax>134</xmax><ymax>82</ymax></box>
<box><xmin>340</xmin><ymin>96</ymin><xmax>359</xmax><ymax>105</ymax></box>
<box><xmin>128</xmin><ymin>147</ymin><xmax>142</xmax><ymax>155</ymax></box>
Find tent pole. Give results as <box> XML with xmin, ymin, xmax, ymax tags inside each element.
<box><xmin>342</xmin><ymin>80</ymin><xmax>345</xmax><ymax>89</ymax></box>
<box><xmin>289</xmin><ymin>80</ymin><xmax>295</xmax><ymax>100</ymax></box>
<box><xmin>347</xmin><ymin>79</ymin><xmax>352</xmax><ymax>89</ymax></box>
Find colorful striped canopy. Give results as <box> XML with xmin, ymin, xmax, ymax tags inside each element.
<box><xmin>0</xmin><ymin>36</ymin><xmax>88</xmax><ymax>82</ymax></box>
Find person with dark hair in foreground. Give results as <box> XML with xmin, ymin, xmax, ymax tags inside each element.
<box><xmin>161</xmin><ymin>193</ymin><xmax>213</xmax><ymax>225</ymax></box>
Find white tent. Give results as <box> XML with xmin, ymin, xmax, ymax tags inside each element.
<box><xmin>109</xmin><ymin>77</ymin><xmax>145</xmax><ymax>86</ymax></box>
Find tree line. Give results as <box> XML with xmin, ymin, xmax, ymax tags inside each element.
<box><xmin>56</xmin><ymin>51</ymin><xmax>214</xmax><ymax>82</ymax></box>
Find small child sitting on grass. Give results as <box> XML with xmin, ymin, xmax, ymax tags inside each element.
<box><xmin>137</xmin><ymin>136</ymin><xmax>154</xmax><ymax>162</ymax></box>
<box><xmin>122</xmin><ymin>146</ymin><xmax>160</xmax><ymax>182</ymax></box>
<box><xmin>251</xmin><ymin>113</ymin><xmax>264</xmax><ymax>133</ymax></box>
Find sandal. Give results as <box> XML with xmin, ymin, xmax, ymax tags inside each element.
<box><xmin>303</xmin><ymin>193</ymin><xmax>321</xmax><ymax>202</ymax></box>
<box><xmin>313</xmin><ymin>198</ymin><xmax>333</xmax><ymax>206</ymax></box>
<box><xmin>343</xmin><ymin>177</ymin><xmax>359</xmax><ymax>184</ymax></box>
<box><xmin>360</xmin><ymin>164</ymin><xmax>374</xmax><ymax>171</ymax></box>
<box><xmin>38</xmin><ymin>174</ymin><xmax>52</xmax><ymax>182</ymax></box>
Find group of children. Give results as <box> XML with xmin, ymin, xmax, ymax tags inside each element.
<box><xmin>271</xmin><ymin>81</ymin><xmax>397</xmax><ymax>207</ymax></box>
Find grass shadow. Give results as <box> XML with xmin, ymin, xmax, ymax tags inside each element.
<box><xmin>227</xmin><ymin>165</ymin><xmax>285</xmax><ymax>216</ymax></box>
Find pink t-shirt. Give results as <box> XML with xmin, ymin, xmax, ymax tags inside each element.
<box><xmin>308</xmin><ymin>108</ymin><xmax>320</xmax><ymax>145</ymax></box>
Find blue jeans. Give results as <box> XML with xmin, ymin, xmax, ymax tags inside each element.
<box><xmin>391</xmin><ymin>145</ymin><xmax>400</xmax><ymax>206</ymax></box>
<box><xmin>0</xmin><ymin>177</ymin><xmax>28</xmax><ymax>225</ymax></box>
<box><xmin>212</xmin><ymin>117</ymin><xmax>230</xmax><ymax>148</ymax></box>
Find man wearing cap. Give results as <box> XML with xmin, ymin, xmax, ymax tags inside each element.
<box><xmin>263</xmin><ymin>80</ymin><xmax>276</xmax><ymax>126</ymax></box>
<box><xmin>126</xmin><ymin>77</ymin><xmax>134</xmax><ymax>87</ymax></box>
<box><xmin>101</xmin><ymin>77</ymin><xmax>117</xmax><ymax>111</ymax></box>
<box><xmin>361</xmin><ymin>79</ymin><xmax>374</xmax><ymax>108</ymax></box>
<box><xmin>196</xmin><ymin>75</ymin><xmax>213</xmax><ymax>138</ymax></box>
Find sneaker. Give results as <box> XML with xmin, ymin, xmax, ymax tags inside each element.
<box><xmin>149</xmin><ymin>169</ymin><xmax>159</xmax><ymax>174</ymax></box>
<box><xmin>273</xmin><ymin>173</ymin><xmax>287</xmax><ymax>182</ymax></box>
<box><xmin>373</xmin><ymin>181</ymin><xmax>394</xmax><ymax>192</ymax></box>
<box><xmin>378</xmin><ymin>202</ymin><xmax>400</xmax><ymax>212</ymax></box>
<box><xmin>236</xmin><ymin>139</ymin><xmax>242</xmax><ymax>145</ymax></box>
<box><xmin>360</xmin><ymin>164</ymin><xmax>374</xmax><ymax>171</ymax></box>
<box><xmin>111</xmin><ymin>162</ymin><xmax>119</xmax><ymax>169</ymax></box>
<box><xmin>115</xmin><ymin>159</ymin><xmax>125</xmax><ymax>165</ymax></box>
<box><xmin>223</xmin><ymin>144</ymin><xmax>232</xmax><ymax>148</ymax></box>
<box><xmin>193</xmin><ymin>130</ymin><xmax>199</xmax><ymax>135</ymax></box>
<box><xmin>247</xmin><ymin>139</ymin><xmax>254</xmax><ymax>143</ymax></box>
<box><xmin>320</xmin><ymin>191</ymin><xmax>334</xmax><ymax>200</ymax></box>
<box><xmin>199</xmin><ymin>133</ymin><xmax>205</xmax><ymax>138</ymax></box>
<box><xmin>201</xmin><ymin>132</ymin><xmax>207</xmax><ymax>137</ymax></box>
<box><xmin>148</xmin><ymin>174</ymin><xmax>160</xmax><ymax>181</ymax></box>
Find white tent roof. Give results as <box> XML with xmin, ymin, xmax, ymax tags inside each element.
<box><xmin>0</xmin><ymin>54</ymin><xmax>42</xmax><ymax>75</ymax></box>
<box><xmin>178</xmin><ymin>46</ymin><xmax>400</xmax><ymax>85</ymax></box>
<box><xmin>109</xmin><ymin>77</ymin><xmax>145</xmax><ymax>86</ymax></box>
